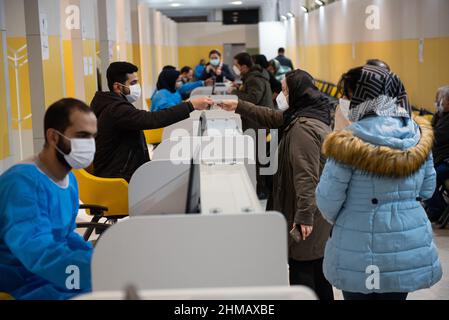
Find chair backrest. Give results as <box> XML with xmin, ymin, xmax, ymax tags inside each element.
<box><xmin>92</xmin><ymin>213</ymin><xmax>289</xmax><ymax>291</ymax></box>
<box><xmin>73</xmin><ymin>169</ymin><xmax>129</xmax><ymax>216</ymax></box>
<box><xmin>144</xmin><ymin>128</ymin><xmax>164</xmax><ymax>145</ymax></box>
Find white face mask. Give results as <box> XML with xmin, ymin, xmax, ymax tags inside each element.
<box><xmin>55</xmin><ymin>132</ymin><xmax>96</xmax><ymax>170</ymax></box>
<box><xmin>436</xmin><ymin>100</ymin><xmax>444</xmax><ymax>113</ymax></box>
<box><xmin>276</xmin><ymin>91</ymin><xmax>289</xmax><ymax>111</ymax></box>
<box><xmin>339</xmin><ymin>98</ymin><xmax>351</xmax><ymax>120</ymax></box>
<box><xmin>120</xmin><ymin>83</ymin><xmax>141</xmax><ymax>103</ymax></box>
<box><xmin>176</xmin><ymin>81</ymin><xmax>183</xmax><ymax>89</ymax></box>
<box><xmin>233</xmin><ymin>65</ymin><xmax>241</xmax><ymax>76</ymax></box>
<box><xmin>210</xmin><ymin>59</ymin><xmax>220</xmax><ymax>67</ymax></box>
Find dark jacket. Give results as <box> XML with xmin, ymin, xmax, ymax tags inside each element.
<box><xmin>432</xmin><ymin>112</ymin><xmax>449</xmax><ymax>165</ymax></box>
<box><xmin>199</xmin><ymin>63</ymin><xmax>235</xmax><ymax>82</ymax></box>
<box><xmin>236</xmin><ymin>100</ymin><xmax>332</xmax><ymax>261</ymax></box>
<box><xmin>275</xmin><ymin>55</ymin><xmax>294</xmax><ymax>70</ymax></box>
<box><xmin>91</xmin><ymin>92</ymin><xmax>194</xmax><ymax>182</ymax></box>
<box><xmin>232</xmin><ymin>65</ymin><xmax>274</xmax><ymax>131</ymax></box>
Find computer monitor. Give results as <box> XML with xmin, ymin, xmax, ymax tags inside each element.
<box><xmin>185</xmin><ymin>157</ymin><xmax>201</xmax><ymax>214</ymax></box>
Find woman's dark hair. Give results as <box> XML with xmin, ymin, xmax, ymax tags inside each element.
<box><xmin>156</xmin><ymin>69</ymin><xmax>181</xmax><ymax>93</ymax></box>
<box><xmin>252</xmin><ymin>54</ymin><xmax>269</xmax><ymax>69</ymax></box>
<box><xmin>209</xmin><ymin>49</ymin><xmax>222</xmax><ymax>58</ymax></box>
<box><xmin>234</xmin><ymin>52</ymin><xmax>253</xmax><ymax>68</ymax></box>
<box><xmin>338</xmin><ymin>67</ymin><xmax>363</xmax><ymax>98</ymax></box>
<box><xmin>106</xmin><ymin>61</ymin><xmax>138</xmax><ymax>91</ymax></box>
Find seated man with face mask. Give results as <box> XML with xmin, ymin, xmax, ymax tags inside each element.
<box><xmin>0</xmin><ymin>99</ymin><xmax>97</xmax><ymax>300</ymax></box>
<box><xmin>91</xmin><ymin>62</ymin><xmax>212</xmax><ymax>182</ymax></box>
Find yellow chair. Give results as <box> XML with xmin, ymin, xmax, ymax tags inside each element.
<box><xmin>144</xmin><ymin>98</ymin><xmax>164</xmax><ymax>145</ymax></box>
<box><xmin>73</xmin><ymin>168</ymin><xmax>128</xmax><ymax>240</ymax></box>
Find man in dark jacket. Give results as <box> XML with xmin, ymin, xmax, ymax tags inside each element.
<box><xmin>275</xmin><ymin>48</ymin><xmax>294</xmax><ymax>70</ymax></box>
<box><xmin>231</xmin><ymin>52</ymin><xmax>274</xmax><ymax>199</ymax></box>
<box><xmin>425</xmin><ymin>85</ymin><xmax>449</xmax><ymax>221</ymax></box>
<box><xmin>91</xmin><ymin>61</ymin><xmax>212</xmax><ymax>182</ymax></box>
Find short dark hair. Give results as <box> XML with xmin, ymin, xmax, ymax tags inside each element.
<box><xmin>366</xmin><ymin>59</ymin><xmax>391</xmax><ymax>71</ymax></box>
<box><xmin>209</xmin><ymin>49</ymin><xmax>222</xmax><ymax>58</ymax></box>
<box><xmin>278</xmin><ymin>47</ymin><xmax>285</xmax><ymax>54</ymax></box>
<box><xmin>44</xmin><ymin>98</ymin><xmax>93</xmax><ymax>143</ymax></box>
<box><xmin>106</xmin><ymin>61</ymin><xmax>138</xmax><ymax>91</ymax></box>
<box><xmin>252</xmin><ymin>54</ymin><xmax>269</xmax><ymax>69</ymax></box>
<box><xmin>180</xmin><ymin>66</ymin><xmax>192</xmax><ymax>74</ymax></box>
<box><xmin>234</xmin><ymin>52</ymin><xmax>253</xmax><ymax>68</ymax></box>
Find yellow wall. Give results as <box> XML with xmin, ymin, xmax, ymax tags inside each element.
<box><xmin>0</xmin><ymin>32</ymin><xmax>10</xmax><ymax>160</ymax></box>
<box><xmin>178</xmin><ymin>45</ymin><xmax>224</xmax><ymax>69</ymax></box>
<box><xmin>299</xmin><ymin>37</ymin><xmax>449</xmax><ymax>111</ymax></box>
<box><xmin>63</xmin><ymin>39</ymin><xmax>75</xmax><ymax>98</ymax></box>
<box><xmin>43</xmin><ymin>36</ymin><xmax>65</xmax><ymax>107</ymax></box>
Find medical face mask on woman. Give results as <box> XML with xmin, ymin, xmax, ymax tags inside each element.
<box><xmin>210</xmin><ymin>58</ymin><xmax>220</xmax><ymax>67</ymax></box>
<box><xmin>276</xmin><ymin>91</ymin><xmax>289</xmax><ymax>111</ymax></box>
<box><xmin>435</xmin><ymin>100</ymin><xmax>444</xmax><ymax>113</ymax></box>
<box><xmin>339</xmin><ymin>98</ymin><xmax>351</xmax><ymax>120</ymax></box>
<box><xmin>119</xmin><ymin>83</ymin><xmax>141</xmax><ymax>103</ymax></box>
<box><xmin>233</xmin><ymin>65</ymin><xmax>241</xmax><ymax>76</ymax></box>
<box><xmin>55</xmin><ymin>132</ymin><xmax>96</xmax><ymax>169</ymax></box>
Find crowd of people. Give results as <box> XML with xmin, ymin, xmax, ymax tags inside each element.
<box><xmin>0</xmin><ymin>46</ymin><xmax>447</xmax><ymax>300</ymax></box>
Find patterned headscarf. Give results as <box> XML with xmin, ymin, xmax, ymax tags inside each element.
<box><xmin>348</xmin><ymin>65</ymin><xmax>411</xmax><ymax>122</ymax></box>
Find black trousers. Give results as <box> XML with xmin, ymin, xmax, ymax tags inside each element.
<box><xmin>342</xmin><ymin>291</ymin><xmax>408</xmax><ymax>300</ymax></box>
<box><xmin>289</xmin><ymin>258</ymin><xmax>334</xmax><ymax>301</ymax></box>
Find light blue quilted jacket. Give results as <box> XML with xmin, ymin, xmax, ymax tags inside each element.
<box><xmin>316</xmin><ymin>116</ymin><xmax>442</xmax><ymax>293</ymax></box>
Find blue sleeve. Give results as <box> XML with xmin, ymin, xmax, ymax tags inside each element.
<box><xmin>151</xmin><ymin>92</ymin><xmax>180</xmax><ymax>112</ymax></box>
<box><xmin>420</xmin><ymin>154</ymin><xmax>437</xmax><ymax>200</ymax></box>
<box><xmin>316</xmin><ymin>159</ymin><xmax>352</xmax><ymax>224</ymax></box>
<box><xmin>2</xmin><ymin>175</ymin><xmax>92</xmax><ymax>292</ymax></box>
<box><xmin>178</xmin><ymin>81</ymin><xmax>203</xmax><ymax>95</ymax></box>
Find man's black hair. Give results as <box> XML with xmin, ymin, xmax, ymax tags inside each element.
<box><xmin>209</xmin><ymin>49</ymin><xmax>222</xmax><ymax>58</ymax></box>
<box><xmin>162</xmin><ymin>65</ymin><xmax>177</xmax><ymax>71</ymax></box>
<box><xmin>234</xmin><ymin>52</ymin><xmax>253</xmax><ymax>68</ymax></box>
<box><xmin>44</xmin><ymin>98</ymin><xmax>92</xmax><ymax>143</ymax></box>
<box><xmin>278</xmin><ymin>47</ymin><xmax>285</xmax><ymax>54</ymax></box>
<box><xmin>181</xmin><ymin>66</ymin><xmax>192</xmax><ymax>74</ymax></box>
<box><xmin>106</xmin><ymin>61</ymin><xmax>138</xmax><ymax>91</ymax></box>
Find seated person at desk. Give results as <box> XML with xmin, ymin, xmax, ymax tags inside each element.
<box><xmin>200</xmin><ymin>49</ymin><xmax>235</xmax><ymax>83</ymax></box>
<box><xmin>0</xmin><ymin>98</ymin><xmax>96</xmax><ymax>300</ymax></box>
<box><xmin>152</xmin><ymin>68</ymin><xmax>211</xmax><ymax>112</ymax></box>
<box><xmin>194</xmin><ymin>59</ymin><xmax>206</xmax><ymax>80</ymax></box>
<box><xmin>180</xmin><ymin>66</ymin><xmax>194</xmax><ymax>84</ymax></box>
<box><xmin>91</xmin><ymin>61</ymin><xmax>213</xmax><ymax>182</ymax></box>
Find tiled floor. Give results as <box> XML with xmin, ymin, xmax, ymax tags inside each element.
<box><xmin>333</xmin><ymin>226</ymin><xmax>449</xmax><ymax>300</ymax></box>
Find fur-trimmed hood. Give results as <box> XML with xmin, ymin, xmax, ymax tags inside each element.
<box><xmin>323</xmin><ymin>116</ymin><xmax>434</xmax><ymax>178</ymax></box>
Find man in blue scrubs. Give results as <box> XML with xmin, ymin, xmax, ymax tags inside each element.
<box><xmin>0</xmin><ymin>98</ymin><xmax>97</xmax><ymax>300</ymax></box>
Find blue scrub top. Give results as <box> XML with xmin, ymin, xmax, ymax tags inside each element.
<box><xmin>0</xmin><ymin>163</ymin><xmax>92</xmax><ymax>300</ymax></box>
<box><xmin>151</xmin><ymin>81</ymin><xmax>203</xmax><ymax>112</ymax></box>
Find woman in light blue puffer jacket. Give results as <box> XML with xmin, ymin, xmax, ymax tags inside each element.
<box><xmin>316</xmin><ymin>65</ymin><xmax>442</xmax><ymax>300</ymax></box>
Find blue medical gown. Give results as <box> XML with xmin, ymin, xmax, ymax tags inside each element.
<box><xmin>151</xmin><ymin>81</ymin><xmax>204</xmax><ymax>112</ymax></box>
<box><xmin>0</xmin><ymin>164</ymin><xmax>93</xmax><ymax>300</ymax></box>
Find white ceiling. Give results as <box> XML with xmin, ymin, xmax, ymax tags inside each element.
<box><xmin>142</xmin><ymin>0</ymin><xmax>269</xmax><ymax>10</ymax></box>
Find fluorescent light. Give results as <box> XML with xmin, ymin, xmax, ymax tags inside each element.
<box><xmin>231</xmin><ymin>1</ymin><xmax>243</xmax><ymax>4</ymax></box>
<box><xmin>301</xmin><ymin>6</ymin><xmax>308</xmax><ymax>13</ymax></box>
<box><xmin>170</xmin><ymin>3</ymin><xmax>181</xmax><ymax>7</ymax></box>
<box><xmin>315</xmin><ymin>0</ymin><xmax>324</xmax><ymax>6</ymax></box>
<box><xmin>280</xmin><ymin>15</ymin><xmax>287</xmax><ymax>20</ymax></box>
<box><xmin>287</xmin><ymin>12</ymin><xmax>294</xmax><ymax>18</ymax></box>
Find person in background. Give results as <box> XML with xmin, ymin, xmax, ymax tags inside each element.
<box><xmin>268</xmin><ymin>59</ymin><xmax>291</xmax><ymax>82</ymax></box>
<box><xmin>252</xmin><ymin>54</ymin><xmax>282</xmax><ymax>103</ymax></box>
<box><xmin>424</xmin><ymin>86</ymin><xmax>449</xmax><ymax>222</ymax></box>
<box><xmin>180</xmin><ymin>66</ymin><xmax>194</xmax><ymax>84</ymax></box>
<box><xmin>91</xmin><ymin>61</ymin><xmax>213</xmax><ymax>182</ymax></box>
<box><xmin>275</xmin><ymin>47</ymin><xmax>294</xmax><ymax>70</ymax></box>
<box><xmin>231</xmin><ymin>52</ymin><xmax>274</xmax><ymax>199</ymax></box>
<box><xmin>200</xmin><ymin>49</ymin><xmax>235</xmax><ymax>83</ymax></box>
<box><xmin>316</xmin><ymin>65</ymin><xmax>442</xmax><ymax>300</ymax></box>
<box><xmin>366</xmin><ymin>58</ymin><xmax>391</xmax><ymax>71</ymax></box>
<box><xmin>194</xmin><ymin>59</ymin><xmax>206</xmax><ymax>80</ymax></box>
<box><xmin>152</xmin><ymin>68</ymin><xmax>213</xmax><ymax>112</ymax></box>
<box><xmin>0</xmin><ymin>98</ymin><xmax>96</xmax><ymax>300</ymax></box>
<box><xmin>218</xmin><ymin>70</ymin><xmax>335</xmax><ymax>300</ymax></box>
